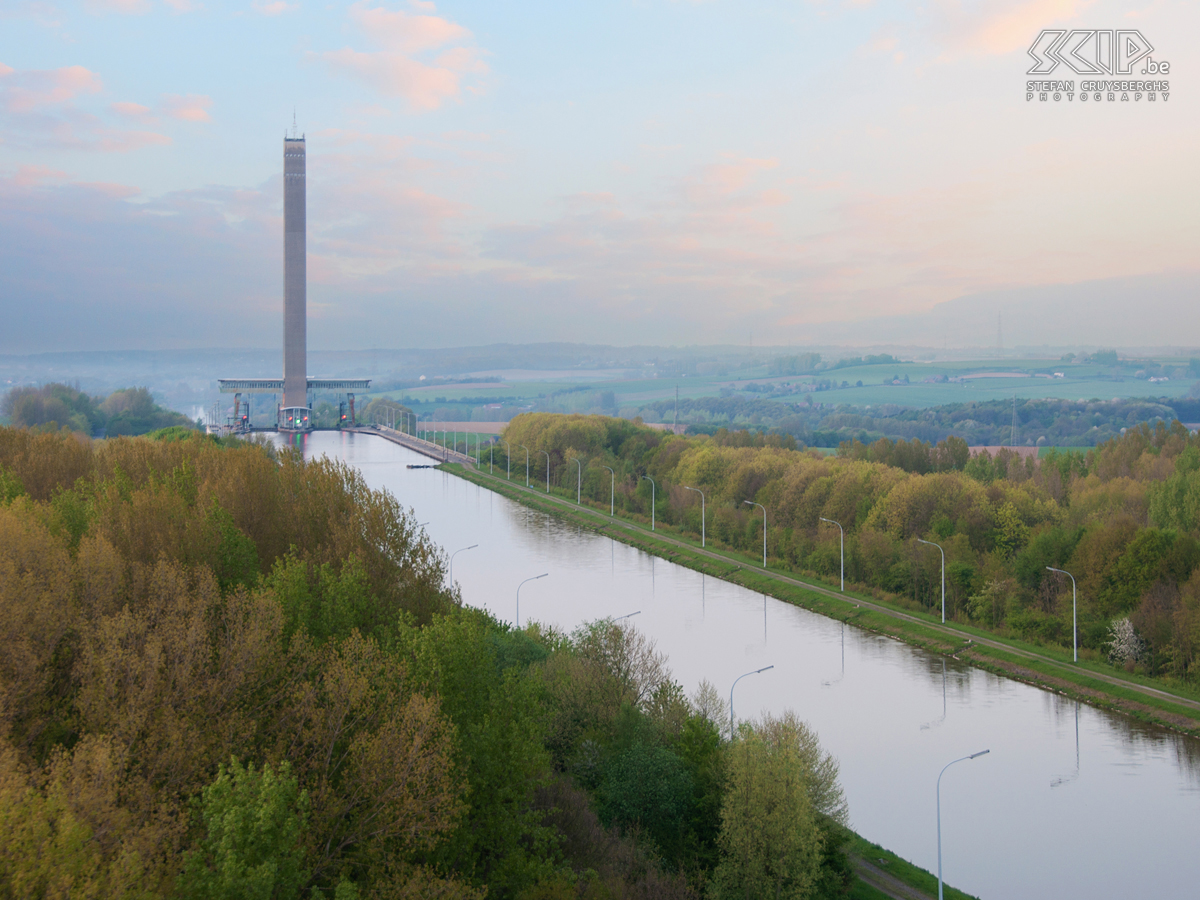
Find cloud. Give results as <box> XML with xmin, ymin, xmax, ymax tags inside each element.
<box><xmin>252</xmin><ymin>0</ymin><xmax>296</xmax><ymax>15</ymax></box>
<box><xmin>0</xmin><ymin>172</ymin><xmax>281</xmax><ymax>352</ymax></box>
<box><xmin>84</xmin><ymin>0</ymin><xmax>199</xmax><ymax>13</ymax></box>
<box><xmin>931</xmin><ymin>0</ymin><xmax>1093</xmax><ymax>60</ymax></box>
<box><xmin>110</xmin><ymin>100</ymin><xmax>155</xmax><ymax>121</ymax></box>
<box><xmin>11</xmin><ymin>164</ymin><xmax>68</xmax><ymax>186</ymax></box>
<box><xmin>162</xmin><ymin>93</ymin><xmax>212</xmax><ymax>121</ymax></box>
<box><xmin>321</xmin><ymin>48</ymin><xmax>465</xmax><ymax>110</ymax></box>
<box><xmin>84</xmin><ymin>0</ymin><xmax>152</xmax><ymax>12</ymax></box>
<box><xmin>349</xmin><ymin>1</ymin><xmax>469</xmax><ymax>53</ymax></box>
<box><xmin>0</xmin><ymin>65</ymin><xmax>103</xmax><ymax>113</ymax></box>
<box><xmin>0</xmin><ymin>64</ymin><xmax>172</xmax><ymax>153</ymax></box>
<box><xmin>321</xmin><ymin>2</ymin><xmax>487</xmax><ymax>110</ymax></box>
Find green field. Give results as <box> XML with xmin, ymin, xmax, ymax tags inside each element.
<box><xmin>361</xmin><ymin>355</ymin><xmax>1199</xmax><ymax>436</ymax></box>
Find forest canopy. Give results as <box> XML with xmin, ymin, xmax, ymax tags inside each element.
<box><xmin>1</xmin><ymin>383</ymin><xmax>193</xmax><ymax>437</ymax></box>
<box><xmin>0</xmin><ymin>427</ymin><xmax>851</xmax><ymax>899</ymax></box>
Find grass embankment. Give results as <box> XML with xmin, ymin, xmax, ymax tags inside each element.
<box><xmin>848</xmin><ymin>836</ymin><xmax>980</xmax><ymax>900</ymax></box>
<box><xmin>445</xmin><ymin>462</ymin><xmax>1200</xmax><ymax>738</ymax></box>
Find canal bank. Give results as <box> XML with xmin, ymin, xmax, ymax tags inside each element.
<box><xmin>445</xmin><ymin>462</ymin><xmax>1200</xmax><ymax>737</ymax></box>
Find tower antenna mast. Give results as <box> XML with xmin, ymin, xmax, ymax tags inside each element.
<box><xmin>291</xmin><ymin>109</ymin><xmax>297</xmax><ymax>139</ymax></box>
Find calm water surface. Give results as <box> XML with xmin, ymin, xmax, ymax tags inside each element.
<box><xmin>293</xmin><ymin>431</ymin><xmax>1200</xmax><ymax>900</ymax></box>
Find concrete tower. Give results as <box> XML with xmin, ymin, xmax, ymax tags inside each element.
<box><xmin>282</xmin><ymin>134</ymin><xmax>307</xmax><ymax>410</ymax></box>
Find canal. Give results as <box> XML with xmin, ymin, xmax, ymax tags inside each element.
<box><xmin>294</xmin><ymin>430</ymin><xmax>1200</xmax><ymax>899</ymax></box>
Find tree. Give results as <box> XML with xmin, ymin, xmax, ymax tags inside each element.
<box><xmin>178</xmin><ymin>759</ymin><xmax>311</xmax><ymax>900</ymax></box>
<box><xmin>710</xmin><ymin>712</ymin><xmax>844</xmax><ymax>900</ymax></box>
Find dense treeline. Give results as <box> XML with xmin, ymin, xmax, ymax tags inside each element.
<box><xmin>624</xmin><ymin>394</ymin><xmax>1193</xmax><ymax>448</ymax></box>
<box><xmin>0</xmin><ymin>427</ymin><xmax>851</xmax><ymax>899</ymax></box>
<box><xmin>499</xmin><ymin>414</ymin><xmax>1200</xmax><ymax>682</ymax></box>
<box><xmin>1</xmin><ymin>383</ymin><xmax>193</xmax><ymax>437</ymax></box>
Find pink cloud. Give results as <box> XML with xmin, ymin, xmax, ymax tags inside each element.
<box><xmin>162</xmin><ymin>93</ymin><xmax>212</xmax><ymax>122</ymax></box>
<box><xmin>321</xmin><ymin>2</ymin><xmax>487</xmax><ymax>110</ymax></box>
<box><xmin>96</xmin><ymin>128</ymin><xmax>171</xmax><ymax>152</ymax></box>
<box><xmin>252</xmin><ymin>0</ymin><xmax>296</xmax><ymax>14</ymax></box>
<box><xmin>84</xmin><ymin>0</ymin><xmax>152</xmax><ymax>12</ymax></box>
<box><xmin>323</xmin><ymin>47</ymin><xmax>463</xmax><ymax>110</ymax></box>
<box><xmin>12</xmin><ymin>164</ymin><xmax>68</xmax><ymax>186</ymax></box>
<box><xmin>1</xmin><ymin>65</ymin><xmax>103</xmax><ymax>113</ymax></box>
<box><xmin>111</xmin><ymin>100</ymin><xmax>155</xmax><ymax>121</ymax></box>
<box><xmin>348</xmin><ymin>2</ymin><xmax>469</xmax><ymax>53</ymax></box>
<box><xmin>932</xmin><ymin>0</ymin><xmax>1093</xmax><ymax>60</ymax></box>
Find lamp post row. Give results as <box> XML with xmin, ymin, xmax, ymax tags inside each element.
<box><xmin>478</xmin><ymin>451</ymin><xmax>1081</xmax><ymax>641</ymax></box>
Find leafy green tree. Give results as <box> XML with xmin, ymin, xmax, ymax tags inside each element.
<box><xmin>598</xmin><ymin>733</ymin><xmax>693</xmax><ymax>857</ymax></box>
<box><xmin>179</xmin><ymin>759</ymin><xmax>311</xmax><ymax>900</ymax></box>
<box><xmin>266</xmin><ymin>553</ymin><xmax>376</xmax><ymax>645</ymax></box>
<box><xmin>0</xmin><ymin>465</ymin><xmax>25</xmax><ymax>505</ymax></box>
<box><xmin>710</xmin><ymin>722</ymin><xmax>825</xmax><ymax>900</ymax></box>
<box><xmin>1149</xmin><ymin>446</ymin><xmax>1200</xmax><ymax>533</ymax></box>
<box><xmin>393</xmin><ymin>609</ymin><xmax>556</xmax><ymax>895</ymax></box>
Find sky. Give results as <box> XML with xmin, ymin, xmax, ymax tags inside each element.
<box><xmin>1</xmin><ymin>0</ymin><xmax>1198</xmax><ymax>353</ymax></box>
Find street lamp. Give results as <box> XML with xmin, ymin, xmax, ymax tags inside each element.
<box><xmin>614</xmin><ymin>611</ymin><xmax>641</xmax><ymax>622</ymax></box>
<box><xmin>744</xmin><ymin>500</ymin><xmax>767</xmax><ymax>567</ymax></box>
<box><xmin>819</xmin><ymin>517</ymin><xmax>844</xmax><ymax>592</ymax></box>
<box><xmin>642</xmin><ymin>475</ymin><xmax>656</xmax><ymax>531</ymax></box>
<box><xmin>501</xmin><ymin>441</ymin><xmax>511</xmax><ymax>480</ymax></box>
<box><xmin>917</xmin><ymin>537</ymin><xmax>946</xmax><ymax>623</ymax></box>
<box><xmin>538</xmin><ymin>450</ymin><xmax>550</xmax><ymax>493</ymax></box>
<box><xmin>730</xmin><ymin>665</ymin><xmax>774</xmax><ymax>740</ymax></box>
<box><xmin>449</xmin><ymin>544</ymin><xmax>477</xmax><ymax>587</ymax></box>
<box><xmin>1047</xmin><ymin>566</ymin><xmax>1078</xmax><ymax>662</ymax></box>
<box><xmin>683</xmin><ymin>486</ymin><xmax>706</xmax><ymax>547</ymax></box>
<box><xmin>601</xmin><ymin>465</ymin><xmax>615</xmax><ymax>516</ymax></box>
<box><xmin>569</xmin><ymin>457</ymin><xmax>582</xmax><ymax>504</ymax></box>
<box><xmin>937</xmin><ymin>750</ymin><xmax>990</xmax><ymax>900</ymax></box>
<box><xmin>516</xmin><ymin>572</ymin><xmax>548</xmax><ymax>628</ymax></box>
<box><xmin>519</xmin><ymin>444</ymin><xmax>530</xmax><ymax>487</ymax></box>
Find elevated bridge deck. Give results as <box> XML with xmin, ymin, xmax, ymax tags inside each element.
<box><xmin>344</xmin><ymin>425</ymin><xmax>476</xmax><ymax>466</ymax></box>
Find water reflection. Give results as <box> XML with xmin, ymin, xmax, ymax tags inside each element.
<box><xmin>920</xmin><ymin>660</ymin><xmax>947</xmax><ymax>731</ymax></box>
<box><xmin>1050</xmin><ymin>701</ymin><xmax>1080</xmax><ymax>788</ymax></box>
<box><xmin>294</xmin><ymin>432</ymin><xmax>1200</xmax><ymax>900</ymax></box>
<box><xmin>822</xmin><ymin>621</ymin><xmax>845</xmax><ymax>688</ymax></box>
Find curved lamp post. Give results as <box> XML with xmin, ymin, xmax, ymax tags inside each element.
<box><xmin>614</xmin><ymin>611</ymin><xmax>641</xmax><ymax>622</ymax></box>
<box><xmin>516</xmin><ymin>572</ymin><xmax>548</xmax><ymax>628</ymax></box>
<box><xmin>538</xmin><ymin>450</ymin><xmax>550</xmax><ymax>493</ymax></box>
<box><xmin>641</xmin><ymin>475</ymin><xmax>656</xmax><ymax>531</ymax></box>
<box><xmin>519</xmin><ymin>444</ymin><xmax>530</xmax><ymax>487</ymax></box>
<box><xmin>569</xmin><ymin>457</ymin><xmax>582</xmax><ymax>504</ymax></box>
<box><xmin>730</xmin><ymin>665</ymin><xmax>773</xmax><ymax>740</ymax></box>
<box><xmin>601</xmin><ymin>465</ymin><xmax>615</xmax><ymax>517</ymax></box>
<box><xmin>819</xmin><ymin>517</ymin><xmax>845</xmax><ymax>591</ymax></box>
<box><xmin>744</xmin><ymin>500</ymin><xmax>767</xmax><ymax>567</ymax></box>
<box><xmin>683</xmin><ymin>486</ymin><xmax>706</xmax><ymax>547</ymax></box>
<box><xmin>937</xmin><ymin>750</ymin><xmax>990</xmax><ymax>900</ymax></box>
<box><xmin>1047</xmin><ymin>566</ymin><xmax>1078</xmax><ymax>662</ymax></box>
<box><xmin>917</xmin><ymin>537</ymin><xmax>946</xmax><ymax>623</ymax></box>
<box><xmin>501</xmin><ymin>441</ymin><xmax>511</xmax><ymax>480</ymax></box>
<box><xmin>449</xmin><ymin>544</ymin><xmax>477</xmax><ymax>587</ymax></box>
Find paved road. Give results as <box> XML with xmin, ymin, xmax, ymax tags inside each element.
<box><xmin>463</xmin><ymin>464</ymin><xmax>1200</xmax><ymax>717</ymax></box>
